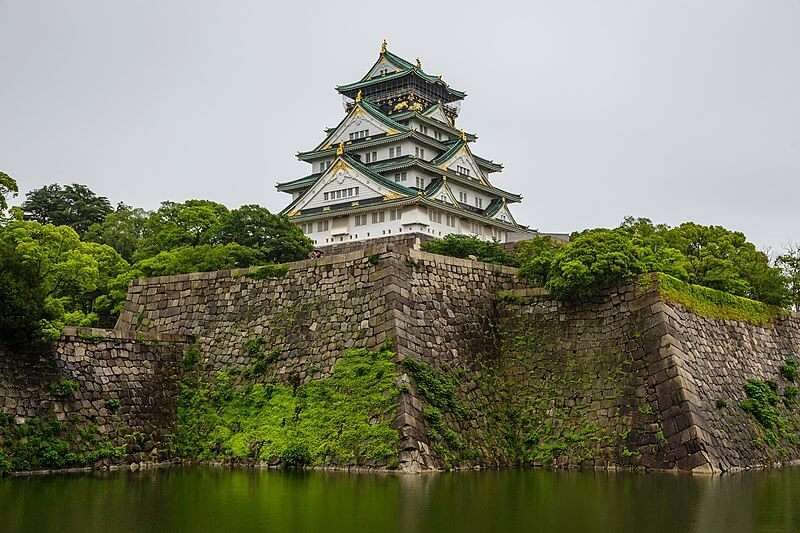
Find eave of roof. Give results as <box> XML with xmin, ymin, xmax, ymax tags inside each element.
<box><xmin>297</xmin><ymin>130</ymin><xmax>448</xmax><ymax>161</ymax></box>
<box><xmin>312</xmin><ymin>99</ymin><xmax>409</xmax><ymax>152</ymax></box>
<box><xmin>288</xmin><ymin>194</ymin><xmax>525</xmax><ymax>233</ymax></box>
<box><xmin>370</xmin><ymin>157</ymin><xmax>522</xmax><ymax>202</ymax></box>
<box><xmin>276</xmin><ymin>172</ymin><xmax>321</xmax><ymax>192</ymax></box>
<box><xmin>390</xmin><ymin>111</ymin><xmax>477</xmax><ymax>141</ymax></box>
<box><xmin>337</xmin><ymin>69</ymin><xmax>466</xmax><ymax>99</ymax></box>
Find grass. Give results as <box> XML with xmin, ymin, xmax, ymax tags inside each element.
<box><xmin>655</xmin><ymin>273</ymin><xmax>785</xmax><ymax>325</ymax></box>
<box><xmin>172</xmin><ymin>347</ymin><xmax>400</xmax><ymax>468</ymax></box>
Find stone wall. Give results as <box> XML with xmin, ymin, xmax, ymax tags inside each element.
<box><xmin>0</xmin><ymin>329</ymin><xmax>187</xmax><ymax>462</ymax></box>
<box><xmin>3</xmin><ymin>235</ymin><xmax>800</xmax><ymax>473</ymax></box>
<box><xmin>660</xmin><ymin>305</ymin><xmax>800</xmax><ymax>471</ymax></box>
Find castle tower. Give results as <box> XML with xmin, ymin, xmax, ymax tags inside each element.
<box><xmin>277</xmin><ymin>41</ymin><xmax>533</xmax><ymax>246</ymax></box>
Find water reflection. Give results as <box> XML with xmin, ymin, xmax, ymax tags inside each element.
<box><xmin>0</xmin><ymin>467</ymin><xmax>798</xmax><ymax>533</ymax></box>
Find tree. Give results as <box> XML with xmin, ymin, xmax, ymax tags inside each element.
<box><xmin>662</xmin><ymin>223</ymin><xmax>788</xmax><ymax>305</ymax></box>
<box><xmin>544</xmin><ymin>229</ymin><xmax>648</xmax><ymax>299</ymax></box>
<box><xmin>85</xmin><ymin>203</ymin><xmax>148</xmax><ymax>262</ymax></box>
<box><xmin>0</xmin><ymin>171</ymin><xmax>19</xmax><ymax>214</ymax></box>
<box><xmin>134</xmin><ymin>243</ymin><xmax>263</xmax><ymax>277</ymax></box>
<box><xmin>516</xmin><ymin>235</ymin><xmax>564</xmax><ymax>285</ymax></box>
<box><xmin>0</xmin><ymin>220</ymin><xmax>130</xmax><ymax>342</ymax></box>
<box><xmin>136</xmin><ymin>200</ymin><xmax>229</xmax><ymax>259</ymax></box>
<box><xmin>777</xmin><ymin>245</ymin><xmax>800</xmax><ymax>311</ymax></box>
<box><xmin>217</xmin><ymin>205</ymin><xmax>313</xmax><ymax>263</ymax></box>
<box><xmin>22</xmin><ymin>183</ymin><xmax>112</xmax><ymax>235</ymax></box>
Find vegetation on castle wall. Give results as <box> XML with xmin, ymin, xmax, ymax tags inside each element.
<box><xmin>0</xmin><ymin>413</ymin><xmax>126</xmax><ymax>474</ymax></box>
<box><xmin>172</xmin><ymin>347</ymin><xmax>400</xmax><ymax>468</ymax></box>
<box><xmin>421</xmin><ymin>235</ymin><xmax>516</xmax><ymax>266</ymax></box>
<box><xmin>0</xmin><ymin>174</ymin><xmax>311</xmax><ymax>345</ymax></box>
<box><xmin>656</xmin><ymin>273</ymin><xmax>784</xmax><ymax>325</ymax></box>
<box><xmin>516</xmin><ymin>217</ymin><xmax>792</xmax><ymax>307</ymax></box>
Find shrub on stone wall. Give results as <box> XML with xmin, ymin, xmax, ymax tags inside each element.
<box><xmin>421</xmin><ymin>235</ymin><xmax>516</xmax><ymax>266</ymax></box>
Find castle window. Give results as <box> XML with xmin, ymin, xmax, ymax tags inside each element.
<box><xmin>316</xmin><ymin>220</ymin><xmax>329</xmax><ymax>232</ymax></box>
<box><xmin>457</xmin><ymin>165</ymin><xmax>470</xmax><ymax>176</ymax></box>
<box><xmin>428</xmin><ymin>209</ymin><xmax>442</xmax><ymax>224</ymax></box>
<box><xmin>458</xmin><ymin>191</ymin><xmax>468</xmax><ymax>203</ymax></box>
<box><xmin>355</xmin><ymin>214</ymin><xmax>367</xmax><ymax>226</ymax></box>
<box><xmin>349</xmin><ymin>130</ymin><xmax>369</xmax><ymax>141</ymax></box>
<box><xmin>365</xmin><ymin>151</ymin><xmax>378</xmax><ymax>163</ymax></box>
<box><xmin>371</xmin><ymin>211</ymin><xmax>386</xmax><ymax>224</ymax></box>
<box><xmin>394</xmin><ymin>172</ymin><xmax>407</xmax><ymax>183</ymax></box>
<box><xmin>301</xmin><ymin>222</ymin><xmax>313</xmax><ymax>234</ymax></box>
<box><xmin>389</xmin><ymin>147</ymin><xmax>394</xmax><ymax>158</ymax></box>
<box><xmin>416</xmin><ymin>176</ymin><xmax>424</xmax><ymax>188</ymax></box>
<box><xmin>475</xmin><ymin>196</ymin><xmax>483</xmax><ymax>208</ymax></box>
<box><xmin>434</xmin><ymin>130</ymin><xmax>442</xmax><ymax>140</ymax></box>
<box><xmin>389</xmin><ymin>208</ymin><xmax>401</xmax><ymax>221</ymax></box>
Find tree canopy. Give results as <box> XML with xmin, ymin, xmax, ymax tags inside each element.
<box><xmin>0</xmin><ymin>171</ymin><xmax>19</xmax><ymax>214</ymax></box>
<box><xmin>22</xmin><ymin>183</ymin><xmax>112</xmax><ymax>235</ymax></box>
<box><xmin>517</xmin><ymin>218</ymin><xmax>790</xmax><ymax>306</ymax></box>
<box><xmin>1</xmin><ymin>183</ymin><xmax>313</xmax><ymax>345</ymax></box>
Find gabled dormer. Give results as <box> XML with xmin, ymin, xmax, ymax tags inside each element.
<box><xmin>312</xmin><ymin>96</ymin><xmax>408</xmax><ymax>153</ymax></box>
<box><xmin>282</xmin><ymin>150</ymin><xmax>415</xmax><ymax>217</ymax></box>
<box><xmin>431</xmin><ymin>140</ymin><xmax>489</xmax><ymax>185</ymax></box>
<box><xmin>422</xmin><ymin>103</ymin><xmax>453</xmax><ymax>126</ymax></box>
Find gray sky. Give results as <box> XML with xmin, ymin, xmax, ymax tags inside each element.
<box><xmin>1</xmin><ymin>0</ymin><xmax>798</xmax><ymax>251</ymax></box>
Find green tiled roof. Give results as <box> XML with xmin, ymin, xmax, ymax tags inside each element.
<box><xmin>337</xmin><ymin>49</ymin><xmax>467</xmax><ymax>99</ymax></box>
<box><xmin>298</xmin><ymin>130</ymin><xmax>448</xmax><ymax>161</ymax></box>
<box><xmin>313</xmin><ymin>99</ymin><xmax>409</xmax><ymax>152</ymax></box>
<box><xmin>276</xmin><ymin>172</ymin><xmax>321</xmax><ymax>193</ymax></box>
<box><xmin>430</xmin><ymin>140</ymin><xmax>465</xmax><ymax>165</ymax></box>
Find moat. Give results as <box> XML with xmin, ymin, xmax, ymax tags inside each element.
<box><xmin>2</xmin><ymin>467</ymin><xmax>799</xmax><ymax>533</ymax></box>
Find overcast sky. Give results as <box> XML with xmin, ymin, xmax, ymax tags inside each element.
<box><xmin>1</xmin><ymin>0</ymin><xmax>798</xmax><ymax>251</ymax></box>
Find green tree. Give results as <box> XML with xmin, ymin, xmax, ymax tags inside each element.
<box><xmin>0</xmin><ymin>220</ymin><xmax>130</xmax><ymax>342</ymax></box>
<box><xmin>134</xmin><ymin>243</ymin><xmax>263</xmax><ymax>277</ymax></box>
<box><xmin>136</xmin><ymin>200</ymin><xmax>229</xmax><ymax>259</ymax></box>
<box><xmin>85</xmin><ymin>203</ymin><xmax>148</xmax><ymax>262</ymax></box>
<box><xmin>217</xmin><ymin>205</ymin><xmax>312</xmax><ymax>263</ymax></box>
<box><xmin>0</xmin><ymin>171</ymin><xmax>19</xmax><ymax>214</ymax></box>
<box><xmin>22</xmin><ymin>183</ymin><xmax>112</xmax><ymax>235</ymax></box>
<box><xmin>515</xmin><ymin>235</ymin><xmax>564</xmax><ymax>285</ymax></box>
<box><xmin>663</xmin><ymin>223</ymin><xmax>787</xmax><ymax>305</ymax></box>
<box><xmin>544</xmin><ymin>229</ymin><xmax>647</xmax><ymax>299</ymax></box>
<box><xmin>778</xmin><ymin>245</ymin><xmax>800</xmax><ymax>311</ymax></box>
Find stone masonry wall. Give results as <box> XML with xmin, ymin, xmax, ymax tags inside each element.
<box><xmin>3</xmin><ymin>235</ymin><xmax>800</xmax><ymax>473</ymax></box>
<box><xmin>661</xmin><ymin>305</ymin><xmax>800</xmax><ymax>471</ymax></box>
<box><xmin>0</xmin><ymin>329</ymin><xmax>187</xmax><ymax>463</ymax></box>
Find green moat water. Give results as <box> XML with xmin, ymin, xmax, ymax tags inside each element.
<box><xmin>1</xmin><ymin>467</ymin><xmax>799</xmax><ymax>532</ymax></box>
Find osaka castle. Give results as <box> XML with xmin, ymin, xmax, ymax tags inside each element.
<box><xmin>277</xmin><ymin>41</ymin><xmax>534</xmax><ymax>246</ymax></box>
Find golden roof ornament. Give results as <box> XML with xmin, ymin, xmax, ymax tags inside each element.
<box><xmin>460</xmin><ymin>129</ymin><xmax>467</xmax><ymax>142</ymax></box>
<box><xmin>336</xmin><ymin>142</ymin><xmax>344</xmax><ymax>156</ymax></box>
<box><xmin>355</xmin><ymin>89</ymin><xmax>363</xmax><ymax>103</ymax></box>
<box><xmin>380</xmin><ymin>39</ymin><xmax>388</xmax><ymax>54</ymax></box>
<box><xmin>416</xmin><ymin>57</ymin><xmax>422</xmax><ymax>69</ymax></box>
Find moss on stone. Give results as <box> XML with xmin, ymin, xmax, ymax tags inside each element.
<box><xmin>656</xmin><ymin>273</ymin><xmax>784</xmax><ymax>325</ymax></box>
<box><xmin>172</xmin><ymin>347</ymin><xmax>400</xmax><ymax>468</ymax></box>
<box><xmin>245</xmin><ymin>264</ymin><xmax>289</xmax><ymax>280</ymax></box>
<box><xmin>0</xmin><ymin>414</ymin><xmax>126</xmax><ymax>474</ymax></box>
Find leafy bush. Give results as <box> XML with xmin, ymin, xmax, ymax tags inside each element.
<box><xmin>421</xmin><ymin>235</ymin><xmax>515</xmax><ymax>266</ymax></box>
<box><xmin>105</xmin><ymin>399</ymin><xmax>121</xmax><ymax>412</ymax></box>
<box><xmin>780</xmin><ymin>360</ymin><xmax>798</xmax><ymax>382</ymax></box>
<box><xmin>50</xmin><ymin>379</ymin><xmax>79</xmax><ymax>398</ymax></box>
<box><xmin>741</xmin><ymin>380</ymin><xmax>781</xmax><ymax>430</ymax></box>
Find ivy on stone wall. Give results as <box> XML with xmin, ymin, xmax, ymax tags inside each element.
<box><xmin>171</xmin><ymin>347</ymin><xmax>401</xmax><ymax>468</ymax></box>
